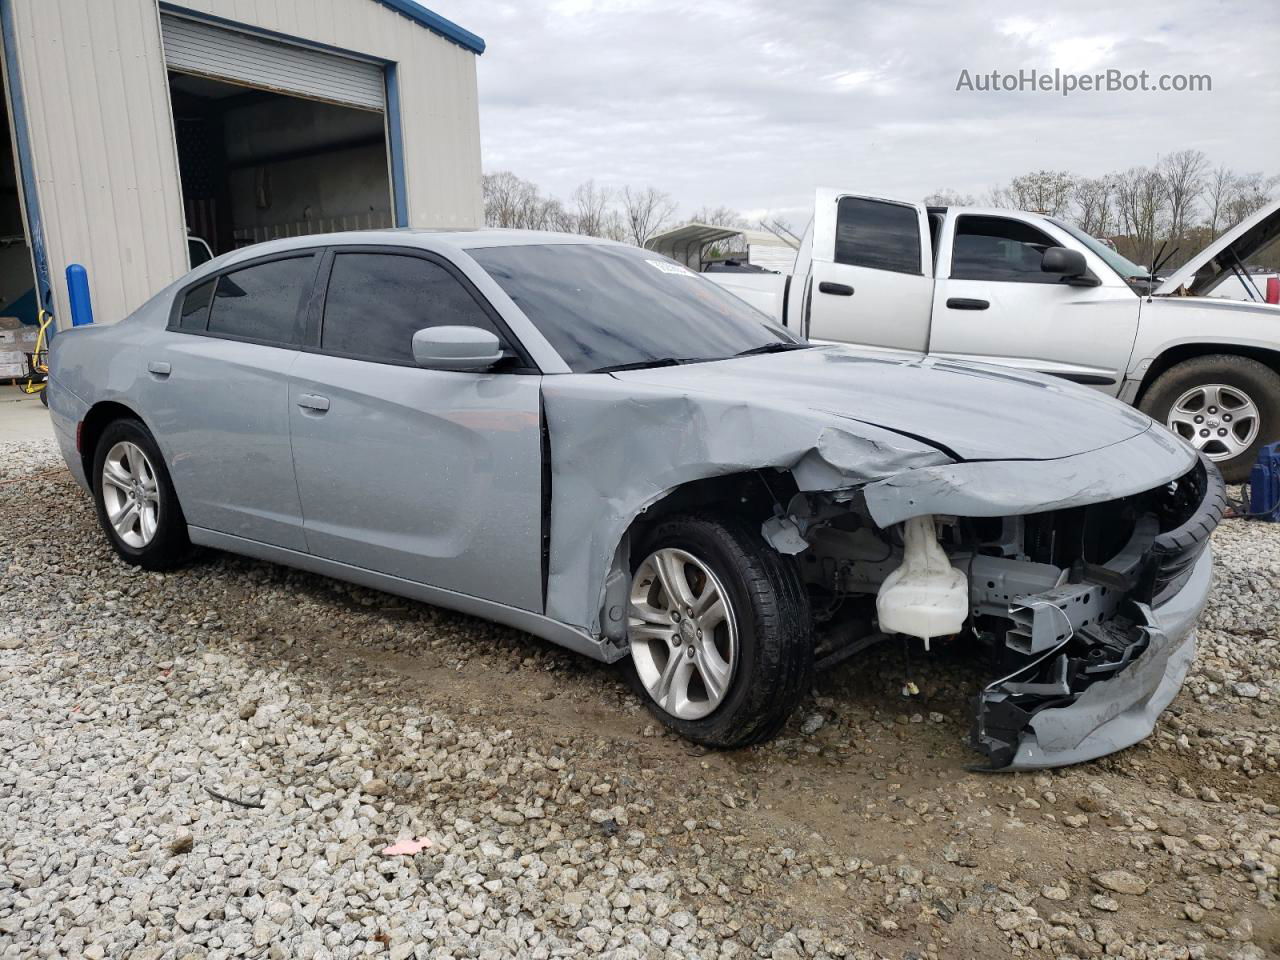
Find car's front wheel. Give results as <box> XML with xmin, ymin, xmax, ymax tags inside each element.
<box><xmin>623</xmin><ymin>515</ymin><xmax>812</xmax><ymax>748</ymax></box>
<box><xmin>92</xmin><ymin>418</ymin><xmax>190</xmax><ymax>570</ymax></box>
<box><xmin>1140</xmin><ymin>354</ymin><xmax>1280</xmax><ymax>483</ymax></box>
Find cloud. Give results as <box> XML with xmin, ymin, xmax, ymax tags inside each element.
<box><xmin>426</xmin><ymin>0</ymin><xmax>1279</xmax><ymax>220</ymax></box>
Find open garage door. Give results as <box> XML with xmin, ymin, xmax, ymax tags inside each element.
<box><xmin>1</xmin><ymin>69</ymin><xmax>38</xmax><ymax>344</ymax></box>
<box><xmin>162</xmin><ymin>15</ymin><xmax>395</xmax><ymax>262</ymax></box>
<box><xmin>160</xmin><ymin>13</ymin><xmax>386</xmax><ymax>112</ymax></box>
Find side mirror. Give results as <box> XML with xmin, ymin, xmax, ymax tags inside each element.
<box><xmin>411</xmin><ymin>325</ymin><xmax>503</xmax><ymax>372</ymax></box>
<box><xmin>1041</xmin><ymin>246</ymin><xmax>1094</xmax><ymax>284</ymax></box>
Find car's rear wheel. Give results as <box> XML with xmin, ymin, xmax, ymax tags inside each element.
<box><xmin>92</xmin><ymin>418</ymin><xmax>190</xmax><ymax>570</ymax></box>
<box><xmin>1140</xmin><ymin>354</ymin><xmax>1280</xmax><ymax>483</ymax></box>
<box><xmin>623</xmin><ymin>515</ymin><xmax>812</xmax><ymax>748</ymax></box>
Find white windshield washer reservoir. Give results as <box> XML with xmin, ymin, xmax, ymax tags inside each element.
<box><xmin>876</xmin><ymin>515</ymin><xmax>968</xmax><ymax>648</ymax></box>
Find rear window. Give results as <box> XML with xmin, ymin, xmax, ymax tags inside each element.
<box><xmin>206</xmin><ymin>256</ymin><xmax>312</xmax><ymax>345</ymax></box>
<box><xmin>178</xmin><ymin>279</ymin><xmax>215</xmax><ymax>330</ymax></box>
<box><xmin>469</xmin><ymin>243</ymin><xmax>792</xmax><ymax>373</ymax></box>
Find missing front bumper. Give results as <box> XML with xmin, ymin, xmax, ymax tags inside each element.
<box><xmin>972</xmin><ymin>546</ymin><xmax>1212</xmax><ymax>770</ymax></box>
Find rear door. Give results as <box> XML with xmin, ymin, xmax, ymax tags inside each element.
<box><xmin>805</xmin><ymin>190</ymin><xmax>934</xmax><ymax>353</ymax></box>
<box><xmin>287</xmin><ymin>247</ymin><xmax>545</xmax><ymax>612</ymax></box>
<box><xmin>139</xmin><ymin>252</ymin><xmax>315</xmax><ymax>550</ymax></box>
<box><xmin>928</xmin><ymin>212</ymin><xmax>1140</xmax><ymax>391</ymax></box>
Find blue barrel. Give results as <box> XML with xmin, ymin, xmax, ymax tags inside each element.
<box><xmin>1248</xmin><ymin>443</ymin><xmax>1280</xmax><ymax>522</ymax></box>
<box><xmin>66</xmin><ymin>263</ymin><xmax>94</xmax><ymax>326</ymax></box>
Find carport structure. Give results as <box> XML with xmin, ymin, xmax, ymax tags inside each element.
<box><xmin>0</xmin><ymin>0</ymin><xmax>485</xmax><ymax>332</ymax></box>
<box><xmin>645</xmin><ymin>222</ymin><xmax>797</xmax><ymax>273</ymax></box>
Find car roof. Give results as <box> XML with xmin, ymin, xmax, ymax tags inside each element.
<box><xmin>211</xmin><ymin>228</ymin><xmax>624</xmax><ymax>267</ymax></box>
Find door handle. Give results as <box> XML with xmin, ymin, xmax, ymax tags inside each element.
<box><xmin>946</xmin><ymin>298</ymin><xmax>989</xmax><ymax>310</ymax></box>
<box><xmin>818</xmin><ymin>281</ymin><xmax>854</xmax><ymax>297</ymax></box>
<box><xmin>297</xmin><ymin>394</ymin><xmax>330</xmax><ymax>413</ymax></box>
<box><xmin>147</xmin><ymin>361</ymin><xmax>171</xmax><ymax>378</ymax></box>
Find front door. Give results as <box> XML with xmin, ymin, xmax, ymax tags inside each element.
<box><xmin>287</xmin><ymin>248</ymin><xmax>545</xmax><ymax>612</ymax></box>
<box><xmin>806</xmin><ymin>190</ymin><xmax>934</xmax><ymax>354</ymax></box>
<box><xmin>928</xmin><ymin>212</ymin><xmax>1140</xmax><ymax>392</ymax></box>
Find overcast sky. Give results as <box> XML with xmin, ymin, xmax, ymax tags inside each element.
<box><xmin>426</xmin><ymin>0</ymin><xmax>1279</xmax><ymax>223</ymax></box>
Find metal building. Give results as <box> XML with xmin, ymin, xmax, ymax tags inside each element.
<box><xmin>0</xmin><ymin>0</ymin><xmax>485</xmax><ymax>332</ymax></box>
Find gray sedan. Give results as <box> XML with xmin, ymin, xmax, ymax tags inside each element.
<box><xmin>48</xmin><ymin>230</ymin><xmax>1224</xmax><ymax>769</ymax></box>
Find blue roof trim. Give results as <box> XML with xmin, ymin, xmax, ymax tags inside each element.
<box><xmin>372</xmin><ymin>1</ymin><xmax>485</xmax><ymax>55</ymax></box>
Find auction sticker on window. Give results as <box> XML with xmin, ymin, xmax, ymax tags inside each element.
<box><xmin>644</xmin><ymin>259</ymin><xmax>698</xmax><ymax>277</ymax></box>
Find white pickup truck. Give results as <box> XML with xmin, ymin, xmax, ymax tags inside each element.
<box><xmin>708</xmin><ymin>190</ymin><xmax>1280</xmax><ymax>481</ymax></box>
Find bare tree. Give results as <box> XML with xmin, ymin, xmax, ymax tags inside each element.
<box><xmin>1204</xmin><ymin>165</ymin><xmax>1236</xmax><ymax>235</ymax></box>
<box><xmin>996</xmin><ymin>171</ymin><xmax>1076</xmax><ymax>216</ymax></box>
<box><xmin>923</xmin><ymin>189</ymin><xmax>976</xmax><ymax>207</ymax></box>
<box><xmin>1158</xmin><ymin>149</ymin><xmax>1208</xmax><ymax>244</ymax></box>
<box><xmin>1114</xmin><ymin>166</ymin><xmax>1168</xmax><ymax>268</ymax></box>
<box><xmin>482</xmin><ymin>171</ymin><xmax>541</xmax><ymax>228</ymax></box>
<box><xmin>569</xmin><ymin>180</ymin><xmax>614</xmax><ymax>238</ymax></box>
<box><xmin>1222</xmin><ymin>171</ymin><xmax>1276</xmax><ymax>227</ymax></box>
<box><xmin>1072</xmin><ymin>176</ymin><xmax>1116</xmax><ymax>237</ymax></box>
<box><xmin>482</xmin><ymin>171</ymin><xmax>576</xmax><ymax>232</ymax></box>
<box><xmin>621</xmin><ymin>185</ymin><xmax>677</xmax><ymax>247</ymax></box>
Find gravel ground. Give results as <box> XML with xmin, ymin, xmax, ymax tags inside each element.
<box><xmin>1</xmin><ymin>437</ymin><xmax>1277</xmax><ymax>960</ymax></box>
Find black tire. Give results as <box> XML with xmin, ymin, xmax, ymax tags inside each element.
<box><xmin>91</xmin><ymin>418</ymin><xmax>190</xmax><ymax>570</ymax></box>
<box><xmin>39</xmin><ymin>387</ymin><xmax>48</xmax><ymax>407</ymax></box>
<box><xmin>622</xmin><ymin>514</ymin><xmax>812</xmax><ymax>748</ymax></box>
<box><xmin>1139</xmin><ymin>354</ymin><xmax>1280</xmax><ymax>483</ymax></box>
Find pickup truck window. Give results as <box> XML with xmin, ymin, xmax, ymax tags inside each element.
<box><xmin>951</xmin><ymin>216</ymin><xmax>1061</xmax><ymax>284</ymax></box>
<box><xmin>1048</xmin><ymin>217</ymin><xmax>1148</xmax><ymax>282</ymax></box>
<box><xmin>834</xmin><ymin>197</ymin><xmax>922</xmax><ymax>275</ymax></box>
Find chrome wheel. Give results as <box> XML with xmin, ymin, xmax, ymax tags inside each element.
<box><xmin>100</xmin><ymin>441</ymin><xmax>160</xmax><ymax>548</ymax></box>
<box><xmin>628</xmin><ymin>547</ymin><xmax>737</xmax><ymax>721</ymax></box>
<box><xmin>1166</xmin><ymin>383</ymin><xmax>1260</xmax><ymax>461</ymax></box>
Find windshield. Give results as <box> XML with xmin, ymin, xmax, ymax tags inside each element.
<box><xmin>1048</xmin><ymin>218</ymin><xmax>1148</xmax><ymax>280</ymax></box>
<box><xmin>469</xmin><ymin>243</ymin><xmax>797</xmax><ymax>373</ymax></box>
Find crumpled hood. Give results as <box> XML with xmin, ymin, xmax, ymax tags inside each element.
<box><xmin>613</xmin><ymin>346</ymin><xmax>1153</xmax><ymax>462</ymax></box>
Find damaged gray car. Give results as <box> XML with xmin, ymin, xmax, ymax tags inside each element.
<box><xmin>47</xmin><ymin>231</ymin><xmax>1225</xmax><ymax>770</ymax></box>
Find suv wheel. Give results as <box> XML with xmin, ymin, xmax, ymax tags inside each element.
<box><xmin>1140</xmin><ymin>354</ymin><xmax>1280</xmax><ymax>483</ymax></box>
<box><xmin>92</xmin><ymin>418</ymin><xmax>190</xmax><ymax>570</ymax></box>
<box><xmin>623</xmin><ymin>515</ymin><xmax>812</xmax><ymax>748</ymax></box>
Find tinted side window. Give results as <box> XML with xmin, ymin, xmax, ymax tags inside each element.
<box><xmin>207</xmin><ymin>257</ymin><xmax>312</xmax><ymax>345</ymax></box>
<box><xmin>834</xmin><ymin>197</ymin><xmax>922</xmax><ymax>275</ymax></box>
<box><xmin>951</xmin><ymin>216</ymin><xmax>1058</xmax><ymax>282</ymax></box>
<box><xmin>178</xmin><ymin>279</ymin><xmax>215</xmax><ymax>330</ymax></box>
<box><xmin>321</xmin><ymin>253</ymin><xmax>502</xmax><ymax>365</ymax></box>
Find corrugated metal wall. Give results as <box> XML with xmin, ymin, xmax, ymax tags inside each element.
<box><xmin>5</xmin><ymin>0</ymin><xmax>188</xmax><ymax>329</ymax></box>
<box><xmin>6</xmin><ymin>0</ymin><xmax>483</xmax><ymax>328</ymax></box>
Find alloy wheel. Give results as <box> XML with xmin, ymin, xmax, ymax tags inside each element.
<box><xmin>100</xmin><ymin>441</ymin><xmax>161</xmax><ymax>548</ymax></box>
<box><xmin>628</xmin><ymin>547</ymin><xmax>737</xmax><ymax>720</ymax></box>
<box><xmin>1166</xmin><ymin>383</ymin><xmax>1260</xmax><ymax>461</ymax></box>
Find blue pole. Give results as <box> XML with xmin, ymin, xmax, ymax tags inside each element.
<box><xmin>66</xmin><ymin>264</ymin><xmax>94</xmax><ymax>326</ymax></box>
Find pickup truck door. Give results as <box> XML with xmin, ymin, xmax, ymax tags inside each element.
<box><xmin>805</xmin><ymin>189</ymin><xmax>933</xmax><ymax>354</ymax></box>
<box><xmin>927</xmin><ymin>211</ymin><xmax>1140</xmax><ymax>392</ymax></box>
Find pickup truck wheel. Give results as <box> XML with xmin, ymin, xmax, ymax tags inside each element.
<box><xmin>1140</xmin><ymin>354</ymin><xmax>1280</xmax><ymax>483</ymax></box>
<box><xmin>92</xmin><ymin>418</ymin><xmax>191</xmax><ymax>570</ymax></box>
<box><xmin>623</xmin><ymin>515</ymin><xmax>813</xmax><ymax>748</ymax></box>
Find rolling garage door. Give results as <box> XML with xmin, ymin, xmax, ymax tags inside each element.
<box><xmin>160</xmin><ymin>14</ymin><xmax>386</xmax><ymax>112</ymax></box>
